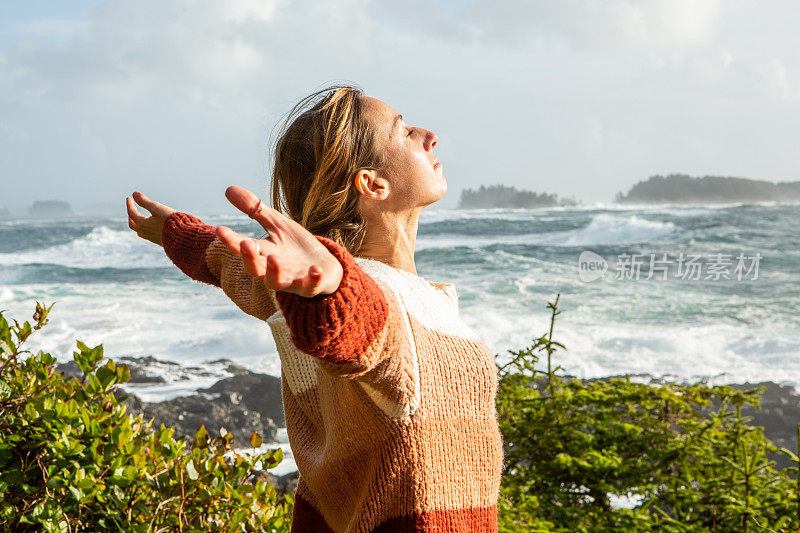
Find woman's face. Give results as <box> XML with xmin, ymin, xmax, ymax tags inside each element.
<box><xmin>361</xmin><ymin>96</ymin><xmax>446</xmax><ymax>210</ymax></box>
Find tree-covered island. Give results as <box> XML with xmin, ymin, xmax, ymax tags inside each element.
<box><xmin>458</xmin><ymin>184</ymin><xmax>579</xmax><ymax>209</ymax></box>
<box><xmin>615</xmin><ymin>174</ymin><xmax>800</xmax><ymax>204</ymax></box>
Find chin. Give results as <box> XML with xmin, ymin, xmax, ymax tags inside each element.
<box><xmin>427</xmin><ymin>185</ymin><xmax>447</xmax><ymax>207</ymax></box>
<box><xmin>438</xmin><ymin>176</ymin><xmax>448</xmax><ymax>198</ymax></box>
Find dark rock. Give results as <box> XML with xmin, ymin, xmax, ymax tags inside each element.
<box><xmin>203</xmin><ymin>358</ymin><xmax>254</xmax><ymax>376</ymax></box>
<box><xmin>63</xmin><ymin>355</ymin><xmax>286</xmax><ymax>449</ymax></box>
<box><xmin>728</xmin><ymin>381</ymin><xmax>800</xmax><ymax>470</ymax></box>
<box><xmin>251</xmin><ymin>470</ymin><xmax>299</xmax><ymax>500</ymax></box>
<box><xmin>116</xmin><ymin>356</ymin><xmax>178</xmax><ymax>383</ymax></box>
<box><xmin>128</xmin><ymin>371</ymin><xmax>167</xmax><ymax>384</ymax></box>
<box><xmin>56</xmin><ymin>360</ymin><xmax>83</xmax><ymax>380</ymax></box>
<box><xmin>118</xmin><ymin>355</ymin><xmax>180</xmax><ymax>368</ymax></box>
<box><xmin>114</xmin><ymin>355</ymin><xmax>252</xmax><ymax>383</ymax></box>
<box><xmin>123</xmin><ymin>391</ymin><xmax>277</xmax><ymax>446</ymax></box>
<box><xmin>199</xmin><ymin>372</ymin><xmax>285</xmax><ymax>427</ymax></box>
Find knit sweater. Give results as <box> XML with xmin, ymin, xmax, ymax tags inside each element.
<box><xmin>161</xmin><ymin>212</ymin><xmax>504</xmax><ymax>533</ymax></box>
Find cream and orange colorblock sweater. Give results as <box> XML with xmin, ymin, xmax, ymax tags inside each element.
<box><xmin>161</xmin><ymin>212</ymin><xmax>504</xmax><ymax>533</ymax></box>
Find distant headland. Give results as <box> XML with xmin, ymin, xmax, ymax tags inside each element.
<box><xmin>28</xmin><ymin>200</ymin><xmax>74</xmax><ymax>218</ymax></box>
<box><xmin>615</xmin><ymin>174</ymin><xmax>800</xmax><ymax>204</ymax></box>
<box><xmin>458</xmin><ymin>184</ymin><xmax>579</xmax><ymax>209</ymax></box>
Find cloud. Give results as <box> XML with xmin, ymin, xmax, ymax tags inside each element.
<box><xmin>0</xmin><ymin>0</ymin><xmax>798</xmax><ymax>209</ymax></box>
<box><xmin>374</xmin><ymin>0</ymin><xmax>722</xmax><ymax>50</ymax></box>
<box><xmin>0</xmin><ymin>0</ymin><xmax>392</xmax><ymax>207</ymax></box>
<box><xmin>759</xmin><ymin>57</ymin><xmax>791</xmax><ymax>99</ymax></box>
<box><xmin>7</xmin><ymin>18</ymin><xmax>90</xmax><ymax>42</ymax></box>
<box><xmin>0</xmin><ymin>0</ymin><xmax>384</xmax><ymax>107</ymax></box>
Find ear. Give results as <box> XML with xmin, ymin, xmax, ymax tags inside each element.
<box><xmin>353</xmin><ymin>169</ymin><xmax>388</xmax><ymax>201</ymax></box>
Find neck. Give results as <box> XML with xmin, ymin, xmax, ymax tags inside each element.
<box><xmin>356</xmin><ymin>209</ymin><xmax>421</xmax><ymax>275</ymax></box>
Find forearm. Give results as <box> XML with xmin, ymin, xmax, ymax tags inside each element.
<box><xmin>161</xmin><ymin>212</ymin><xmax>277</xmax><ymax>320</ymax></box>
<box><xmin>161</xmin><ymin>213</ymin><xmax>398</xmax><ymax>368</ymax></box>
<box><xmin>275</xmin><ymin>236</ymin><xmax>390</xmax><ymax>364</ymax></box>
<box><xmin>161</xmin><ymin>212</ymin><xmax>220</xmax><ymax>286</ymax></box>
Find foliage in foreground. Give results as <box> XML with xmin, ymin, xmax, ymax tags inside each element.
<box><xmin>5</xmin><ymin>296</ymin><xmax>800</xmax><ymax>533</ymax></box>
<box><xmin>496</xmin><ymin>295</ymin><xmax>800</xmax><ymax>532</ymax></box>
<box><xmin>0</xmin><ymin>303</ymin><xmax>292</xmax><ymax>532</ymax></box>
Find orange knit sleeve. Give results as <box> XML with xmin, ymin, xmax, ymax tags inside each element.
<box><xmin>276</xmin><ymin>237</ymin><xmax>418</xmax><ymax>413</ymax></box>
<box><xmin>275</xmin><ymin>236</ymin><xmax>391</xmax><ymax>364</ymax></box>
<box><xmin>162</xmin><ymin>212</ymin><xmax>278</xmax><ymax>322</ymax></box>
<box><xmin>163</xmin><ymin>214</ymin><xmax>415</xmax><ymax>389</ymax></box>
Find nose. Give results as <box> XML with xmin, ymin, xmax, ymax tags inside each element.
<box><xmin>423</xmin><ymin>129</ymin><xmax>438</xmax><ymax>151</ymax></box>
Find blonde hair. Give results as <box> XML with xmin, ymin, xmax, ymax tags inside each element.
<box><xmin>269</xmin><ymin>85</ymin><xmax>386</xmax><ymax>254</ymax></box>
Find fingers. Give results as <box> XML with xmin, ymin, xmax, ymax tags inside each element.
<box><xmin>224</xmin><ymin>185</ymin><xmax>281</xmax><ymax>235</ymax></box>
<box><xmin>216</xmin><ymin>226</ymin><xmax>246</xmax><ymax>257</ymax></box>
<box><xmin>126</xmin><ymin>197</ymin><xmax>146</xmax><ymax>225</ymax></box>
<box><xmin>133</xmin><ymin>191</ymin><xmax>157</xmax><ymax>212</ymax></box>
<box><xmin>240</xmin><ymin>239</ymin><xmax>267</xmax><ymax>277</ymax></box>
<box><xmin>217</xmin><ymin>225</ymin><xmax>276</xmax><ymax>279</ymax></box>
<box><xmin>133</xmin><ymin>191</ymin><xmax>172</xmax><ymax>217</ymax></box>
<box><xmin>264</xmin><ymin>254</ymin><xmax>287</xmax><ymax>290</ymax></box>
<box><xmin>252</xmin><ymin>252</ymin><xmax>325</xmax><ymax>296</ymax></box>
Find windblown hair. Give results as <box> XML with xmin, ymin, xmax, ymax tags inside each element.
<box><xmin>269</xmin><ymin>85</ymin><xmax>386</xmax><ymax>254</ymax></box>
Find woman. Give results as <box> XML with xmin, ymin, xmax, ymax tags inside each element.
<box><xmin>126</xmin><ymin>86</ymin><xmax>504</xmax><ymax>532</ymax></box>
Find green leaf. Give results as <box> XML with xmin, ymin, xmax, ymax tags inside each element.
<box><xmin>116</xmin><ymin>364</ymin><xmax>131</xmax><ymax>384</ymax></box>
<box><xmin>249</xmin><ymin>432</ymin><xmax>263</xmax><ymax>449</ymax></box>
<box><xmin>96</xmin><ymin>365</ymin><xmax>116</xmax><ymax>391</ymax></box>
<box><xmin>262</xmin><ymin>448</ymin><xmax>283</xmax><ymax>469</ymax></box>
<box><xmin>194</xmin><ymin>425</ymin><xmax>209</xmax><ymax>448</ymax></box>
<box><xmin>0</xmin><ymin>339</ymin><xmax>14</xmax><ymax>355</ymax></box>
<box><xmin>186</xmin><ymin>460</ymin><xmax>199</xmax><ymax>481</ymax></box>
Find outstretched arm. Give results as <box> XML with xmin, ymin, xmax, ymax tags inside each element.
<box><xmin>162</xmin><ymin>212</ymin><xmax>280</xmax><ymax>321</ymax></box>
<box><xmin>126</xmin><ymin>187</ymin><xmax>412</xmax><ymax>389</ymax></box>
<box><xmin>126</xmin><ymin>191</ymin><xmax>287</xmax><ymax>321</ymax></box>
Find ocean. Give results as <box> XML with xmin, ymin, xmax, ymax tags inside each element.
<box><xmin>2</xmin><ymin>202</ymin><xmax>798</xmax><ymax>395</ymax></box>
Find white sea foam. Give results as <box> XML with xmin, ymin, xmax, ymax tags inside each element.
<box><xmin>477</xmin><ymin>309</ymin><xmax>800</xmax><ymax>388</ymax></box>
<box><xmin>2</xmin><ymin>282</ymin><xmax>283</xmax><ymax>382</ymax></box>
<box><xmin>0</xmin><ymin>226</ymin><xmax>172</xmax><ymax>269</ymax></box>
<box><xmin>558</xmin><ymin>214</ymin><xmax>676</xmax><ymax>245</ymax></box>
<box><xmin>416</xmin><ymin>214</ymin><xmax>677</xmax><ymax>251</ymax></box>
<box><xmin>2</xmin><ymin>204</ymin><xmax>797</xmax><ymax>440</ymax></box>
<box><xmin>0</xmin><ymin>286</ymin><xmax>14</xmax><ymax>302</ymax></box>
<box><xmin>419</xmin><ymin>208</ymin><xmax>541</xmax><ymax>224</ymax></box>
<box><xmin>588</xmin><ymin>201</ymin><xmax>795</xmax><ymax>211</ymax></box>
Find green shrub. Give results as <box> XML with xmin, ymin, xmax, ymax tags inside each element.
<box><xmin>496</xmin><ymin>295</ymin><xmax>800</xmax><ymax>533</ymax></box>
<box><xmin>0</xmin><ymin>303</ymin><xmax>292</xmax><ymax>532</ymax></box>
<box><xmin>7</xmin><ymin>295</ymin><xmax>799</xmax><ymax>532</ymax></box>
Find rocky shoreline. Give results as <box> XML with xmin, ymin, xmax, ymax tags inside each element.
<box><xmin>58</xmin><ymin>357</ymin><xmax>800</xmax><ymax>485</ymax></box>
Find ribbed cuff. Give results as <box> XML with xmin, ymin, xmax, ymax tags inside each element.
<box><xmin>162</xmin><ymin>212</ymin><xmax>219</xmax><ymax>286</ymax></box>
<box><xmin>276</xmin><ymin>236</ymin><xmax>389</xmax><ymax>363</ymax></box>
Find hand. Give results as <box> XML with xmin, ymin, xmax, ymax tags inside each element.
<box><xmin>217</xmin><ymin>186</ymin><xmax>344</xmax><ymax>298</ymax></box>
<box><xmin>126</xmin><ymin>191</ymin><xmax>176</xmax><ymax>246</ymax></box>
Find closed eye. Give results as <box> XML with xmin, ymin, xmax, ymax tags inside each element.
<box><xmin>406</xmin><ymin>128</ymin><xmax>414</xmax><ymax>137</ymax></box>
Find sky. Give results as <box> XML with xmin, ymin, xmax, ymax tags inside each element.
<box><xmin>1</xmin><ymin>0</ymin><xmax>799</xmax><ymax>212</ymax></box>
